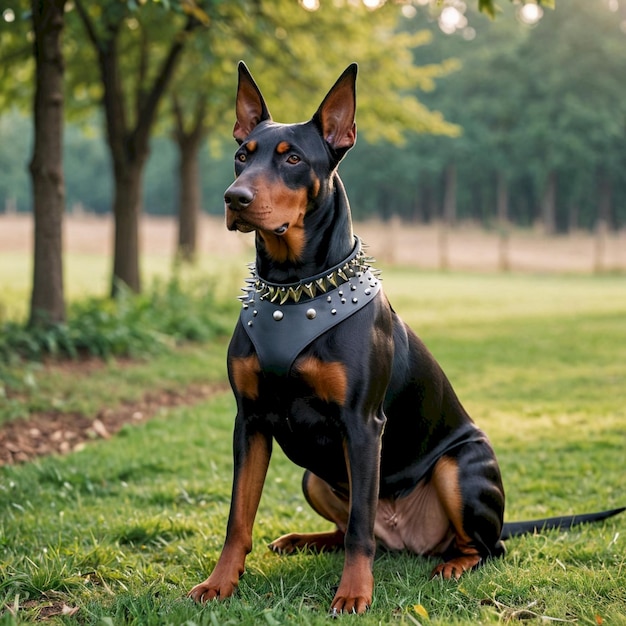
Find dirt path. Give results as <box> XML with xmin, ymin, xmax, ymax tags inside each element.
<box><xmin>0</xmin><ymin>371</ymin><xmax>229</xmax><ymax>466</ymax></box>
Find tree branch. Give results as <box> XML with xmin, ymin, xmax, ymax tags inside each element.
<box><xmin>73</xmin><ymin>0</ymin><xmax>102</xmax><ymax>54</ymax></box>
<box><xmin>132</xmin><ymin>15</ymin><xmax>200</xmax><ymax>150</ymax></box>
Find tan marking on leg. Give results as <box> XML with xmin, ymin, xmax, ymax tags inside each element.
<box><xmin>331</xmin><ymin>552</ymin><xmax>374</xmax><ymax>614</ymax></box>
<box><xmin>305</xmin><ymin>472</ymin><xmax>349</xmax><ymax>527</ymax></box>
<box><xmin>188</xmin><ymin>432</ymin><xmax>271</xmax><ymax>602</ymax></box>
<box><xmin>230</xmin><ymin>355</ymin><xmax>261</xmax><ymax>400</ymax></box>
<box><xmin>430</xmin><ymin>456</ymin><xmax>482</xmax><ymax>579</ymax></box>
<box><xmin>269</xmin><ymin>472</ymin><xmax>348</xmax><ymax>554</ymax></box>
<box><xmin>295</xmin><ymin>356</ymin><xmax>348</xmax><ymax>405</ymax></box>
<box><xmin>269</xmin><ymin>527</ymin><xmax>345</xmax><ymax>554</ymax></box>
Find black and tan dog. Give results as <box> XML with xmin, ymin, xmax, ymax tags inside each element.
<box><xmin>188</xmin><ymin>63</ymin><xmax>623</xmax><ymax>614</ymax></box>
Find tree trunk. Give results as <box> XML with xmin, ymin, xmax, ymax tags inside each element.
<box><xmin>28</xmin><ymin>0</ymin><xmax>66</xmax><ymax>327</ymax></box>
<box><xmin>496</xmin><ymin>170</ymin><xmax>510</xmax><ymax>272</ymax></box>
<box><xmin>111</xmin><ymin>161</ymin><xmax>145</xmax><ymax>294</ymax></box>
<box><xmin>442</xmin><ymin>163</ymin><xmax>457</xmax><ymax>226</ymax></box>
<box><xmin>439</xmin><ymin>163</ymin><xmax>456</xmax><ymax>270</ymax></box>
<box><xmin>74</xmin><ymin>1</ymin><xmax>198</xmax><ymax>295</ymax></box>
<box><xmin>593</xmin><ymin>173</ymin><xmax>612</xmax><ymax>273</ymax></box>
<box><xmin>567</xmin><ymin>203</ymin><xmax>579</xmax><ymax>233</ymax></box>
<box><xmin>176</xmin><ymin>146</ymin><xmax>201</xmax><ymax>262</ymax></box>
<box><xmin>173</xmin><ymin>96</ymin><xmax>206</xmax><ymax>264</ymax></box>
<box><xmin>541</xmin><ymin>170</ymin><xmax>557</xmax><ymax>235</ymax></box>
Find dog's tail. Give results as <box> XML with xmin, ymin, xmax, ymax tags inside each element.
<box><xmin>500</xmin><ymin>507</ymin><xmax>625</xmax><ymax>540</ymax></box>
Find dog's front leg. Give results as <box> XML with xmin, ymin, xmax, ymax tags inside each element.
<box><xmin>331</xmin><ymin>416</ymin><xmax>385</xmax><ymax>614</ymax></box>
<box><xmin>188</xmin><ymin>425</ymin><xmax>272</xmax><ymax>603</ymax></box>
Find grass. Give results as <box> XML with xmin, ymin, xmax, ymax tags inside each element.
<box><xmin>1</xmin><ymin>264</ymin><xmax>625</xmax><ymax>624</ymax></box>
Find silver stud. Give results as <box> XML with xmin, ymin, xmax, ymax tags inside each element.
<box><xmin>273</xmin><ymin>310</ymin><xmax>284</xmax><ymax>321</ymax></box>
<box><xmin>327</xmin><ymin>295</ymin><xmax>332</xmax><ymax>303</ymax></box>
<box><xmin>350</xmin><ymin>284</ymin><xmax>356</xmax><ymax>291</ymax></box>
<box><xmin>352</xmin><ymin>297</ymin><xmax>358</xmax><ymax>304</ymax></box>
<box><xmin>338</xmin><ymin>290</ymin><xmax>344</xmax><ymax>297</ymax></box>
<box><xmin>341</xmin><ymin>298</ymin><xmax>346</xmax><ymax>304</ymax></box>
<box><xmin>247</xmin><ymin>320</ymin><xmax>253</xmax><ymax>326</ymax></box>
<box><xmin>365</xmin><ymin>288</ymin><xmax>371</xmax><ymax>296</ymax></box>
<box><xmin>331</xmin><ymin>308</ymin><xmax>337</xmax><ymax>315</ymax></box>
<box><xmin>253</xmin><ymin>310</ymin><xmax>258</xmax><ymax>316</ymax></box>
<box><xmin>306</xmin><ymin>308</ymin><xmax>317</xmax><ymax>320</ymax></box>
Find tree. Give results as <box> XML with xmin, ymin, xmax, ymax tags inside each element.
<box><xmin>28</xmin><ymin>0</ymin><xmax>67</xmax><ymax>326</ymax></box>
<box><xmin>167</xmin><ymin>0</ymin><xmax>461</xmax><ymax>264</ymax></box>
<box><xmin>73</xmin><ymin>0</ymin><xmax>206</xmax><ymax>295</ymax></box>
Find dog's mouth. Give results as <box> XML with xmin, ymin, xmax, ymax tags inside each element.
<box><xmin>227</xmin><ymin>215</ymin><xmax>289</xmax><ymax>236</ymax></box>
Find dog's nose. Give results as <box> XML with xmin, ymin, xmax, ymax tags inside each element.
<box><xmin>225</xmin><ymin>185</ymin><xmax>254</xmax><ymax>211</ymax></box>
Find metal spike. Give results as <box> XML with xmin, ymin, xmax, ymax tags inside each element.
<box><xmin>270</xmin><ymin>287</ymin><xmax>281</xmax><ymax>303</ymax></box>
<box><xmin>337</xmin><ymin>269</ymin><xmax>348</xmax><ymax>281</ymax></box>
<box><xmin>302</xmin><ymin>282</ymin><xmax>316</xmax><ymax>298</ymax></box>
<box><xmin>289</xmin><ymin>286</ymin><xmax>301</xmax><ymax>303</ymax></box>
<box><xmin>279</xmin><ymin>288</ymin><xmax>290</xmax><ymax>305</ymax></box>
<box><xmin>327</xmin><ymin>272</ymin><xmax>338</xmax><ymax>288</ymax></box>
<box><xmin>316</xmin><ymin>278</ymin><xmax>327</xmax><ymax>293</ymax></box>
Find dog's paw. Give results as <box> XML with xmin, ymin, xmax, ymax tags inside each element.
<box><xmin>430</xmin><ymin>555</ymin><xmax>482</xmax><ymax>580</ymax></box>
<box><xmin>268</xmin><ymin>532</ymin><xmax>303</xmax><ymax>555</ymax></box>
<box><xmin>187</xmin><ymin>577</ymin><xmax>237</xmax><ymax>603</ymax></box>
<box><xmin>330</xmin><ymin>581</ymin><xmax>372</xmax><ymax>615</ymax></box>
<box><xmin>269</xmin><ymin>529</ymin><xmax>345</xmax><ymax>555</ymax></box>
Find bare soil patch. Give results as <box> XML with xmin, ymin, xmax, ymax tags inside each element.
<box><xmin>0</xmin><ymin>372</ymin><xmax>228</xmax><ymax>466</ymax></box>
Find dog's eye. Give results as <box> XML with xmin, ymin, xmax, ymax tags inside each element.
<box><xmin>287</xmin><ymin>155</ymin><xmax>301</xmax><ymax>164</ymax></box>
<box><xmin>237</xmin><ymin>153</ymin><xmax>247</xmax><ymax>163</ymax></box>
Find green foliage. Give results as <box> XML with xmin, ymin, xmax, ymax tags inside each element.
<box><xmin>0</xmin><ymin>270</ymin><xmax>624</xmax><ymax>624</ymax></box>
<box><xmin>2</xmin><ymin>0</ymin><xmax>626</xmax><ymax>232</ymax></box>
<box><xmin>0</xmin><ymin>275</ymin><xmax>235</xmax><ymax>365</ymax></box>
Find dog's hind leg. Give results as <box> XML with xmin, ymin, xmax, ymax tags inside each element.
<box><xmin>269</xmin><ymin>471</ymin><xmax>348</xmax><ymax>554</ymax></box>
<box><xmin>429</xmin><ymin>440</ymin><xmax>506</xmax><ymax>579</ymax></box>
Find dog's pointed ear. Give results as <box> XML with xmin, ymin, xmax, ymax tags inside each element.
<box><xmin>313</xmin><ymin>63</ymin><xmax>357</xmax><ymax>155</ymax></box>
<box><xmin>233</xmin><ymin>62</ymin><xmax>272</xmax><ymax>143</ymax></box>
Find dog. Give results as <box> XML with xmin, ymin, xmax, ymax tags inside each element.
<box><xmin>188</xmin><ymin>63</ymin><xmax>624</xmax><ymax>614</ymax></box>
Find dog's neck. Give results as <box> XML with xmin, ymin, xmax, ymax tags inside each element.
<box><xmin>254</xmin><ymin>172</ymin><xmax>355</xmax><ymax>285</ymax></box>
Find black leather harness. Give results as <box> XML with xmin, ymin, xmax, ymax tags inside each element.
<box><xmin>239</xmin><ymin>237</ymin><xmax>382</xmax><ymax>376</ymax></box>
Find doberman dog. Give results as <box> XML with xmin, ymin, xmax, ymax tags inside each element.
<box><xmin>188</xmin><ymin>63</ymin><xmax>624</xmax><ymax>614</ymax></box>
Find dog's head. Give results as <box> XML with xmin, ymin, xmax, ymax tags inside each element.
<box><xmin>224</xmin><ymin>63</ymin><xmax>357</xmax><ymax>263</ymax></box>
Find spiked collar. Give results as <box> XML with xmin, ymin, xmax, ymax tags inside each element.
<box><xmin>239</xmin><ymin>237</ymin><xmax>379</xmax><ymax>305</ymax></box>
<box><xmin>238</xmin><ymin>237</ymin><xmax>383</xmax><ymax>376</ymax></box>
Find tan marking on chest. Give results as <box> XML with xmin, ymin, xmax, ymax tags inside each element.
<box><xmin>230</xmin><ymin>355</ymin><xmax>261</xmax><ymax>400</ymax></box>
<box><xmin>295</xmin><ymin>356</ymin><xmax>348</xmax><ymax>405</ymax></box>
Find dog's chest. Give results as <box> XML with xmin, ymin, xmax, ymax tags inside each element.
<box><xmin>257</xmin><ymin>388</ymin><xmax>348</xmax><ymax>480</ymax></box>
<box><xmin>238</xmin><ymin>237</ymin><xmax>381</xmax><ymax>376</ymax></box>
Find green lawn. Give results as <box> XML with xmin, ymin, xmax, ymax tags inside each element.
<box><xmin>1</xmin><ymin>267</ymin><xmax>625</xmax><ymax>624</ymax></box>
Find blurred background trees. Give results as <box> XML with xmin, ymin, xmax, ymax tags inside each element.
<box><xmin>1</xmin><ymin>0</ymin><xmax>625</xmax><ymax>322</ymax></box>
